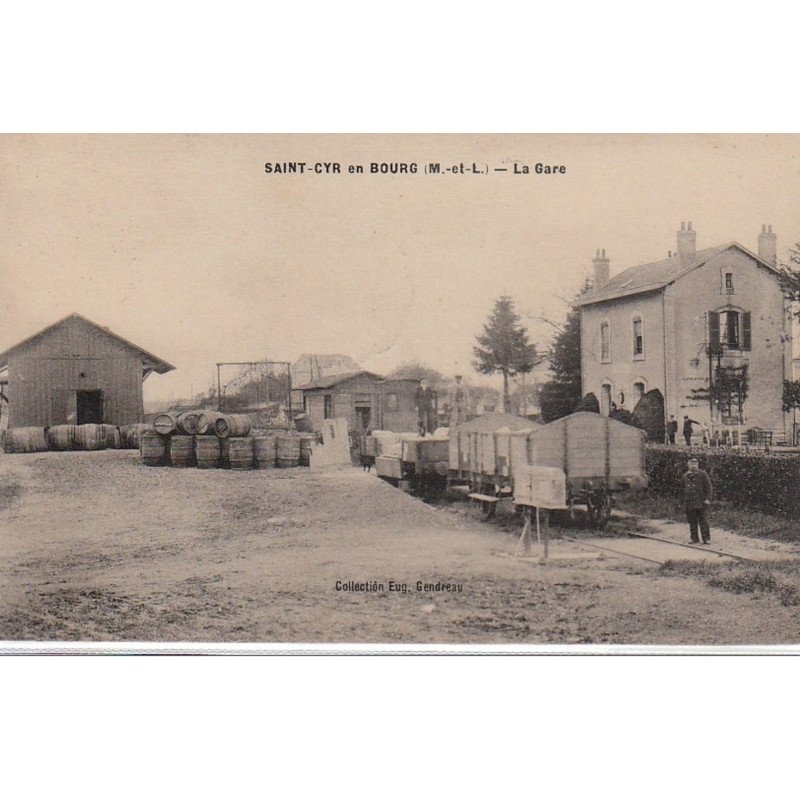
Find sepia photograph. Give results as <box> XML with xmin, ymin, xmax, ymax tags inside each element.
<box><xmin>3</xmin><ymin>133</ymin><xmax>800</xmax><ymax>650</ymax></box>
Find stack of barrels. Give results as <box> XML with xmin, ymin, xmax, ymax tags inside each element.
<box><xmin>139</xmin><ymin>411</ymin><xmax>315</xmax><ymax>471</ymax></box>
<box><xmin>3</xmin><ymin>423</ymin><xmax>130</xmax><ymax>453</ymax></box>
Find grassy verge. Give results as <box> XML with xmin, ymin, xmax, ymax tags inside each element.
<box><xmin>616</xmin><ymin>490</ymin><xmax>800</xmax><ymax>543</ymax></box>
<box><xmin>660</xmin><ymin>559</ymin><xmax>800</xmax><ymax>606</ymax></box>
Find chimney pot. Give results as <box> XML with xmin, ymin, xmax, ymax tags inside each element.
<box><xmin>758</xmin><ymin>223</ymin><xmax>777</xmax><ymax>265</ymax></box>
<box><xmin>677</xmin><ymin>220</ymin><xmax>697</xmax><ymax>266</ymax></box>
<box><xmin>592</xmin><ymin>248</ymin><xmax>610</xmax><ymax>286</ymax></box>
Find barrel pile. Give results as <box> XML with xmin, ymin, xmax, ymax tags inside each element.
<box><xmin>140</xmin><ymin>410</ymin><xmax>317</xmax><ymax>471</ymax></box>
<box><xmin>2</xmin><ymin>423</ymin><xmax>147</xmax><ymax>453</ymax></box>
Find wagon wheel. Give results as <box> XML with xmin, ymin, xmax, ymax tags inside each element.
<box><xmin>590</xmin><ymin>491</ymin><xmax>613</xmax><ymax>530</ymax></box>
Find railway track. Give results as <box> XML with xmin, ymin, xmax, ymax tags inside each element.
<box><xmin>561</xmin><ymin>530</ymin><xmax>760</xmax><ymax>566</ymax></box>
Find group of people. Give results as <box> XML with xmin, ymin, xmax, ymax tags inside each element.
<box><xmin>667</xmin><ymin>414</ymin><xmax>704</xmax><ymax>446</ymax></box>
<box><xmin>413</xmin><ymin>375</ymin><xmax>470</xmax><ymax>437</ymax></box>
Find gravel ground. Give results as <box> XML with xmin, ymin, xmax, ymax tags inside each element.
<box><xmin>3</xmin><ymin>450</ymin><xmax>800</xmax><ymax>645</ymax></box>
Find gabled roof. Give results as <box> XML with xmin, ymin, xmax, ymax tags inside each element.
<box><xmin>0</xmin><ymin>313</ymin><xmax>176</xmax><ymax>373</ymax></box>
<box><xmin>298</xmin><ymin>370</ymin><xmax>385</xmax><ymax>391</ymax></box>
<box><xmin>575</xmin><ymin>242</ymin><xmax>780</xmax><ymax>307</ymax></box>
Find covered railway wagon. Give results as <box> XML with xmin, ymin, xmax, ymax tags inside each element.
<box><xmin>524</xmin><ymin>412</ymin><xmax>646</xmax><ymax>527</ymax></box>
<box><xmin>448</xmin><ymin>413</ymin><xmax>540</xmax><ymax>511</ymax></box>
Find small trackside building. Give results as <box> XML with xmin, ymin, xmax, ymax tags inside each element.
<box><xmin>575</xmin><ymin>223</ymin><xmax>791</xmax><ymax>435</ymax></box>
<box><xmin>299</xmin><ymin>371</ymin><xmax>420</xmax><ymax>433</ymax></box>
<box><xmin>0</xmin><ymin>313</ymin><xmax>175</xmax><ymax>427</ymax></box>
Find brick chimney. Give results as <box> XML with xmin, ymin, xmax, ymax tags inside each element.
<box><xmin>758</xmin><ymin>224</ymin><xmax>777</xmax><ymax>265</ymax></box>
<box><xmin>677</xmin><ymin>221</ymin><xmax>696</xmax><ymax>266</ymax></box>
<box><xmin>593</xmin><ymin>248</ymin><xmax>610</xmax><ymax>286</ymax></box>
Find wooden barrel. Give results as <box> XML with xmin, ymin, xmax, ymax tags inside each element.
<box><xmin>153</xmin><ymin>412</ymin><xmax>178</xmax><ymax>436</ymax></box>
<box><xmin>47</xmin><ymin>424</ymin><xmax>77</xmax><ymax>451</ymax></box>
<box><xmin>196</xmin><ymin>411</ymin><xmax>223</xmax><ymax>435</ymax></box>
<box><xmin>169</xmin><ymin>434</ymin><xmax>196</xmax><ymax>467</ymax></box>
<box><xmin>75</xmin><ymin>424</ymin><xmax>105</xmax><ymax>451</ymax></box>
<box><xmin>3</xmin><ymin>427</ymin><xmax>49</xmax><ymax>453</ymax></box>
<box><xmin>99</xmin><ymin>424</ymin><xmax>121</xmax><ymax>449</ymax></box>
<box><xmin>119</xmin><ymin>423</ymin><xmax>151</xmax><ymax>449</ymax></box>
<box><xmin>140</xmin><ymin>431</ymin><xmax>169</xmax><ymax>466</ymax></box>
<box><xmin>276</xmin><ymin>434</ymin><xmax>300</xmax><ymax>467</ymax></box>
<box><xmin>196</xmin><ymin>436</ymin><xmax>222</xmax><ymax>468</ymax></box>
<box><xmin>176</xmin><ymin>411</ymin><xmax>201</xmax><ymax>435</ymax></box>
<box><xmin>214</xmin><ymin>413</ymin><xmax>252</xmax><ymax>438</ymax></box>
<box><xmin>226</xmin><ymin>436</ymin><xmax>254</xmax><ymax>470</ymax></box>
<box><xmin>253</xmin><ymin>434</ymin><xmax>278</xmax><ymax>469</ymax></box>
<box><xmin>299</xmin><ymin>434</ymin><xmax>316</xmax><ymax>466</ymax></box>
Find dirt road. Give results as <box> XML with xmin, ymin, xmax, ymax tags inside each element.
<box><xmin>3</xmin><ymin>450</ymin><xmax>800</xmax><ymax>645</ymax></box>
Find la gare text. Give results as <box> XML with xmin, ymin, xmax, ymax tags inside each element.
<box><xmin>264</xmin><ymin>161</ymin><xmax>567</xmax><ymax>176</ymax></box>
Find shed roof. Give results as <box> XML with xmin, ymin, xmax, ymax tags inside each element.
<box><xmin>298</xmin><ymin>370</ymin><xmax>385</xmax><ymax>391</ymax></box>
<box><xmin>575</xmin><ymin>243</ymin><xmax>780</xmax><ymax>307</ymax></box>
<box><xmin>0</xmin><ymin>313</ymin><xmax>176</xmax><ymax>373</ymax></box>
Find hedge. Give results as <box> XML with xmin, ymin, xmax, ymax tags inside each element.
<box><xmin>645</xmin><ymin>444</ymin><xmax>800</xmax><ymax>517</ymax></box>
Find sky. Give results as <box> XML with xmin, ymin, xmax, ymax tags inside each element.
<box><xmin>2</xmin><ymin>133</ymin><xmax>800</xmax><ymax>404</ymax></box>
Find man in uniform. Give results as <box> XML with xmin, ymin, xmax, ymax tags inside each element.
<box><xmin>683</xmin><ymin>456</ymin><xmax>713</xmax><ymax>544</ymax></box>
<box><xmin>683</xmin><ymin>415</ymin><xmax>700</xmax><ymax>446</ymax></box>
<box><xmin>667</xmin><ymin>415</ymin><xmax>678</xmax><ymax>444</ymax></box>
<box><xmin>414</xmin><ymin>379</ymin><xmax>437</xmax><ymax>437</ymax></box>
<box><xmin>446</xmin><ymin>374</ymin><xmax>471</xmax><ymax>429</ymax></box>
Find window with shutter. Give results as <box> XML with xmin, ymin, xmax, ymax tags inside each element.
<box><xmin>742</xmin><ymin>311</ymin><xmax>751</xmax><ymax>350</ymax></box>
<box><xmin>708</xmin><ymin>311</ymin><xmax>720</xmax><ymax>347</ymax></box>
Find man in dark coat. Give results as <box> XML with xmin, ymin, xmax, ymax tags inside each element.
<box><xmin>683</xmin><ymin>456</ymin><xmax>713</xmax><ymax>544</ymax></box>
<box><xmin>683</xmin><ymin>415</ymin><xmax>700</xmax><ymax>446</ymax></box>
<box><xmin>667</xmin><ymin>415</ymin><xmax>678</xmax><ymax>444</ymax></box>
<box><xmin>414</xmin><ymin>379</ymin><xmax>437</xmax><ymax>437</ymax></box>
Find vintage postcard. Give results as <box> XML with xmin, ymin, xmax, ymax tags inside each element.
<box><xmin>3</xmin><ymin>133</ymin><xmax>800</xmax><ymax>652</ymax></box>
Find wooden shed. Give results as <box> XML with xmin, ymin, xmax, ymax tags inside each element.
<box><xmin>300</xmin><ymin>371</ymin><xmax>420</xmax><ymax>433</ymax></box>
<box><xmin>0</xmin><ymin>314</ymin><xmax>175</xmax><ymax>427</ymax></box>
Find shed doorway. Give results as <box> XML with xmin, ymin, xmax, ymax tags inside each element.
<box><xmin>355</xmin><ymin>406</ymin><xmax>371</xmax><ymax>432</ymax></box>
<box><xmin>76</xmin><ymin>390</ymin><xmax>104</xmax><ymax>424</ymax></box>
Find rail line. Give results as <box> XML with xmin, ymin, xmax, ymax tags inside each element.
<box><xmin>560</xmin><ymin>531</ymin><xmax>760</xmax><ymax>567</ymax></box>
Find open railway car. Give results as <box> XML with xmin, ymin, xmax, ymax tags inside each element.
<box><xmin>373</xmin><ymin>432</ymin><xmax>450</xmax><ymax>497</ymax></box>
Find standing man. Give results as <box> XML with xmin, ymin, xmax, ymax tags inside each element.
<box><xmin>683</xmin><ymin>415</ymin><xmax>700</xmax><ymax>446</ymax></box>
<box><xmin>414</xmin><ymin>379</ymin><xmax>437</xmax><ymax>437</ymax></box>
<box><xmin>683</xmin><ymin>456</ymin><xmax>713</xmax><ymax>544</ymax></box>
<box><xmin>447</xmin><ymin>374</ymin><xmax>471</xmax><ymax>429</ymax></box>
<box><xmin>667</xmin><ymin>415</ymin><xmax>678</xmax><ymax>445</ymax></box>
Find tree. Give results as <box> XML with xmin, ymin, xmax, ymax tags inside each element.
<box><xmin>575</xmin><ymin>392</ymin><xmax>600</xmax><ymax>413</ymax></box>
<box><xmin>388</xmin><ymin>361</ymin><xmax>444</xmax><ymax>385</ymax></box>
<box><xmin>473</xmin><ymin>295</ymin><xmax>540</xmax><ymax>411</ymax></box>
<box><xmin>632</xmin><ymin>388</ymin><xmax>665</xmax><ymax>443</ymax></box>
<box><xmin>539</xmin><ymin>277</ymin><xmax>591</xmax><ymax>422</ymax></box>
<box><xmin>778</xmin><ymin>242</ymin><xmax>800</xmax><ymax>315</ymax></box>
<box><xmin>783</xmin><ymin>379</ymin><xmax>800</xmax><ymax>413</ymax></box>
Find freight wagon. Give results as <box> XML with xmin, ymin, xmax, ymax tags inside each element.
<box><xmin>372</xmin><ymin>431</ymin><xmax>450</xmax><ymax>498</ymax></box>
<box><xmin>524</xmin><ymin>412</ymin><xmax>646</xmax><ymax>528</ymax></box>
<box><xmin>371</xmin><ymin>411</ymin><xmax>647</xmax><ymax>529</ymax></box>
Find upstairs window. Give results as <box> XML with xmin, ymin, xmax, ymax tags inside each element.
<box><xmin>386</xmin><ymin>392</ymin><xmax>398</xmax><ymax>411</ymax></box>
<box><xmin>632</xmin><ymin>316</ymin><xmax>644</xmax><ymax>359</ymax></box>
<box><xmin>323</xmin><ymin>394</ymin><xmax>332</xmax><ymax>419</ymax></box>
<box><xmin>600</xmin><ymin>322</ymin><xmax>611</xmax><ymax>362</ymax></box>
<box><xmin>725</xmin><ymin>272</ymin><xmax>734</xmax><ymax>291</ymax></box>
<box><xmin>708</xmin><ymin>310</ymin><xmax>751</xmax><ymax>351</ymax></box>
